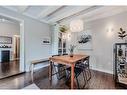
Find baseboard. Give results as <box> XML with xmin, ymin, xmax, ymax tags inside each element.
<box><xmin>91</xmin><ymin>67</ymin><xmax>113</xmax><ymax>74</ymax></box>
<box><xmin>26</xmin><ymin>62</ymin><xmax>113</xmax><ymax>75</ymax></box>
<box><xmin>25</xmin><ymin>63</ymin><xmax>50</xmax><ymax>72</ymax></box>
<box><xmin>34</xmin><ymin>63</ymin><xmax>49</xmax><ymax>71</ymax></box>
<box><xmin>0</xmin><ymin>72</ymin><xmax>25</xmax><ymax>80</ymax></box>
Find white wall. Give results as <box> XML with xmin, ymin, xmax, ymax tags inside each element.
<box><xmin>24</xmin><ymin>18</ymin><xmax>51</xmax><ymax>71</ymax></box>
<box><xmin>64</xmin><ymin>11</ymin><xmax>127</xmax><ymax>74</ymax></box>
<box><xmin>89</xmin><ymin>12</ymin><xmax>127</xmax><ymax>74</ymax></box>
<box><xmin>0</xmin><ymin>7</ymin><xmax>52</xmax><ymax>71</ymax></box>
<box><xmin>0</xmin><ymin>22</ymin><xmax>20</xmax><ymax>62</ymax></box>
<box><xmin>0</xmin><ymin>22</ymin><xmax>19</xmax><ymax>36</ymax></box>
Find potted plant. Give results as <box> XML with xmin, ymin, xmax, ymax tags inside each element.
<box><xmin>118</xmin><ymin>28</ymin><xmax>127</xmax><ymax>56</ymax></box>
<box><xmin>118</xmin><ymin>28</ymin><xmax>127</xmax><ymax>40</ymax></box>
<box><xmin>68</xmin><ymin>44</ymin><xmax>76</xmax><ymax>57</ymax></box>
<box><xmin>59</xmin><ymin>25</ymin><xmax>68</xmax><ymax>33</ymax></box>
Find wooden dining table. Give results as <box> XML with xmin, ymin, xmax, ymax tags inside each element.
<box><xmin>49</xmin><ymin>54</ymin><xmax>89</xmax><ymax>89</ymax></box>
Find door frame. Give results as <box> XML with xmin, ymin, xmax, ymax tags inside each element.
<box><xmin>0</xmin><ymin>13</ymin><xmax>25</xmax><ymax>72</ymax></box>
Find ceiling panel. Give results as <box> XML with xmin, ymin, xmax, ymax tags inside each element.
<box><xmin>38</xmin><ymin>6</ymin><xmax>63</xmax><ymax>19</ymax></box>
<box><xmin>4</xmin><ymin>6</ymin><xmax>28</xmax><ymax>12</ymax></box>
<box><xmin>45</xmin><ymin>6</ymin><xmax>91</xmax><ymax>23</ymax></box>
<box><xmin>78</xmin><ymin>6</ymin><xmax>127</xmax><ymax>22</ymax></box>
<box><xmin>2</xmin><ymin>6</ymin><xmax>127</xmax><ymax>24</ymax></box>
<box><xmin>3</xmin><ymin>6</ymin><xmax>18</xmax><ymax>12</ymax></box>
<box><xmin>23</xmin><ymin>6</ymin><xmax>47</xmax><ymax>17</ymax></box>
<box><xmin>16</xmin><ymin>6</ymin><xmax>29</xmax><ymax>13</ymax></box>
<box><xmin>0</xmin><ymin>15</ymin><xmax>19</xmax><ymax>24</ymax></box>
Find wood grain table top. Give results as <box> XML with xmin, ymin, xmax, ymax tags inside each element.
<box><xmin>49</xmin><ymin>54</ymin><xmax>89</xmax><ymax>65</ymax></box>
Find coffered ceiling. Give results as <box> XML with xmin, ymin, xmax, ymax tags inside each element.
<box><xmin>2</xmin><ymin>6</ymin><xmax>127</xmax><ymax>24</ymax></box>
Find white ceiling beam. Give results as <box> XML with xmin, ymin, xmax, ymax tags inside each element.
<box><xmin>46</xmin><ymin>6</ymin><xmax>93</xmax><ymax>23</ymax></box>
<box><xmin>37</xmin><ymin>6</ymin><xmax>63</xmax><ymax>19</ymax></box>
<box><xmin>3</xmin><ymin>6</ymin><xmax>127</xmax><ymax>25</ymax></box>
<box><xmin>17</xmin><ymin>6</ymin><xmax>29</xmax><ymax>13</ymax></box>
<box><xmin>20</xmin><ymin>12</ymin><xmax>49</xmax><ymax>24</ymax></box>
<box><xmin>59</xmin><ymin>6</ymin><xmax>127</xmax><ymax>24</ymax></box>
<box><xmin>85</xmin><ymin>7</ymin><xmax>127</xmax><ymax>22</ymax></box>
<box><xmin>78</xmin><ymin>6</ymin><xmax>117</xmax><ymax>18</ymax></box>
<box><xmin>59</xmin><ymin>6</ymin><xmax>105</xmax><ymax>23</ymax></box>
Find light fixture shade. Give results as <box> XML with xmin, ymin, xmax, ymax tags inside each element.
<box><xmin>70</xmin><ymin>19</ymin><xmax>84</xmax><ymax>32</ymax></box>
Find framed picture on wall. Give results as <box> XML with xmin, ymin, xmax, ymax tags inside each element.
<box><xmin>0</xmin><ymin>36</ymin><xmax>12</xmax><ymax>44</ymax></box>
<box><xmin>42</xmin><ymin>37</ymin><xmax>51</xmax><ymax>45</ymax></box>
<box><xmin>77</xmin><ymin>30</ymin><xmax>93</xmax><ymax>50</ymax></box>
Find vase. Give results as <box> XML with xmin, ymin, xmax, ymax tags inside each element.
<box><xmin>70</xmin><ymin>54</ymin><xmax>73</xmax><ymax>57</ymax></box>
<box><xmin>69</xmin><ymin>51</ymin><xmax>73</xmax><ymax>57</ymax></box>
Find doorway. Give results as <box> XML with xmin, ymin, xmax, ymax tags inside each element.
<box><xmin>14</xmin><ymin>35</ymin><xmax>20</xmax><ymax>60</ymax></box>
<box><xmin>0</xmin><ymin>14</ymin><xmax>25</xmax><ymax>79</ymax></box>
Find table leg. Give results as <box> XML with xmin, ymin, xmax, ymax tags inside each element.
<box><xmin>71</xmin><ymin>64</ymin><xmax>74</xmax><ymax>89</ymax></box>
<box><xmin>49</xmin><ymin>61</ymin><xmax>52</xmax><ymax>81</ymax></box>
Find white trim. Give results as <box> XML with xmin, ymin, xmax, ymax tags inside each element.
<box><xmin>0</xmin><ymin>13</ymin><xmax>25</xmax><ymax>72</ymax></box>
<box><xmin>91</xmin><ymin>67</ymin><xmax>113</xmax><ymax>74</ymax></box>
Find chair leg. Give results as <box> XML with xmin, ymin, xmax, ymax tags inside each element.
<box><xmin>82</xmin><ymin>71</ymin><xmax>87</xmax><ymax>88</ymax></box>
<box><xmin>87</xmin><ymin>68</ymin><xmax>91</xmax><ymax>81</ymax></box>
<box><xmin>65</xmin><ymin>70</ymin><xmax>71</xmax><ymax>84</ymax></box>
<box><xmin>54</xmin><ymin>65</ymin><xmax>61</xmax><ymax>80</ymax></box>
<box><xmin>75</xmin><ymin>75</ymin><xmax>80</xmax><ymax>89</ymax></box>
<box><xmin>65</xmin><ymin>71</ymin><xmax>80</xmax><ymax>89</ymax></box>
<box><xmin>75</xmin><ymin>72</ymin><xmax>87</xmax><ymax>89</ymax></box>
<box><xmin>86</xmin><ymin>57</ymin><xmax>91</xmax><ymax>81</ymax></box>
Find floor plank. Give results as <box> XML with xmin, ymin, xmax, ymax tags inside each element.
<box><xmin>0</xmin><ymin>60</ymin><xmax>20</xmax><ymax>79</ymax></box>
<box><xmin>0</xmin><ymin>66</ymin><xmax>125</xmax><ymax>89</ymax></box>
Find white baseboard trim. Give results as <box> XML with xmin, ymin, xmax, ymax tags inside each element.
<box><xmin>26</xmin><ymin>63</ymin><xmax>113</xmax><ymax>75</ymax></box>
<box><xmin>26</xmin><ymin>63</ymin><xmax>49</xmax><ymax>72</ymax></box>
<box><xmin>34</xmin><ymin>63</ymin><xmax>49</xmax><ymax>71</ymax></box>
<box><xmin>91</xmin><ymin>67</ymin><xmax>113</xmax><ymax>74</ymax></box>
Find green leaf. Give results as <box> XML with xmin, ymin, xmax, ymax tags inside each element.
<box><xmin>122</xmin><ymin>31</ymin><xmax>126</xmax><ymax>34</ymax></box>
<box><xmin>118</xmin><ymin>32</ymin><xmax>122</xmax><ymax>34</ymax></box>
<box><xmin>120</xmin><ymin>28</ymin><xmax>123</xmax><ymax>31</ymax></box>
<box><xmin>59</xmin><ymin>25</ymin><xmax>68</xmax><ymax>33</ymax></box>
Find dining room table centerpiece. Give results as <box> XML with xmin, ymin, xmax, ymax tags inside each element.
<box><xmin>68</xmin><ymin>44</ymin><xmax>76</xmax><ymax>57</ymax></box>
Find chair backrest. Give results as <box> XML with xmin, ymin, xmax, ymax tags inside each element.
<box><xmin>75</xmin><ymin>56</ymin><xmax>90</xmax><ymax>69</ymax></box>
<box><xmin>51</xmin><ymin>54</ymin><xmax>66</xmax><ymax>80</ymax></box>
<box><xmin>51</xmin><ymin>54</ymin><xmax>64</xmax><ymax>67</ymax></box>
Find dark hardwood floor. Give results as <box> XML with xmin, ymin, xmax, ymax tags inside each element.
<box><xmin>0</xmin><ymin>60</ymin><xmax>20</xmax><ymax>79</ymax></box>
<box><xmin>0</xmin><ymin>66</ymin><xmax>126</xmax><ymax>89</ymax></box>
